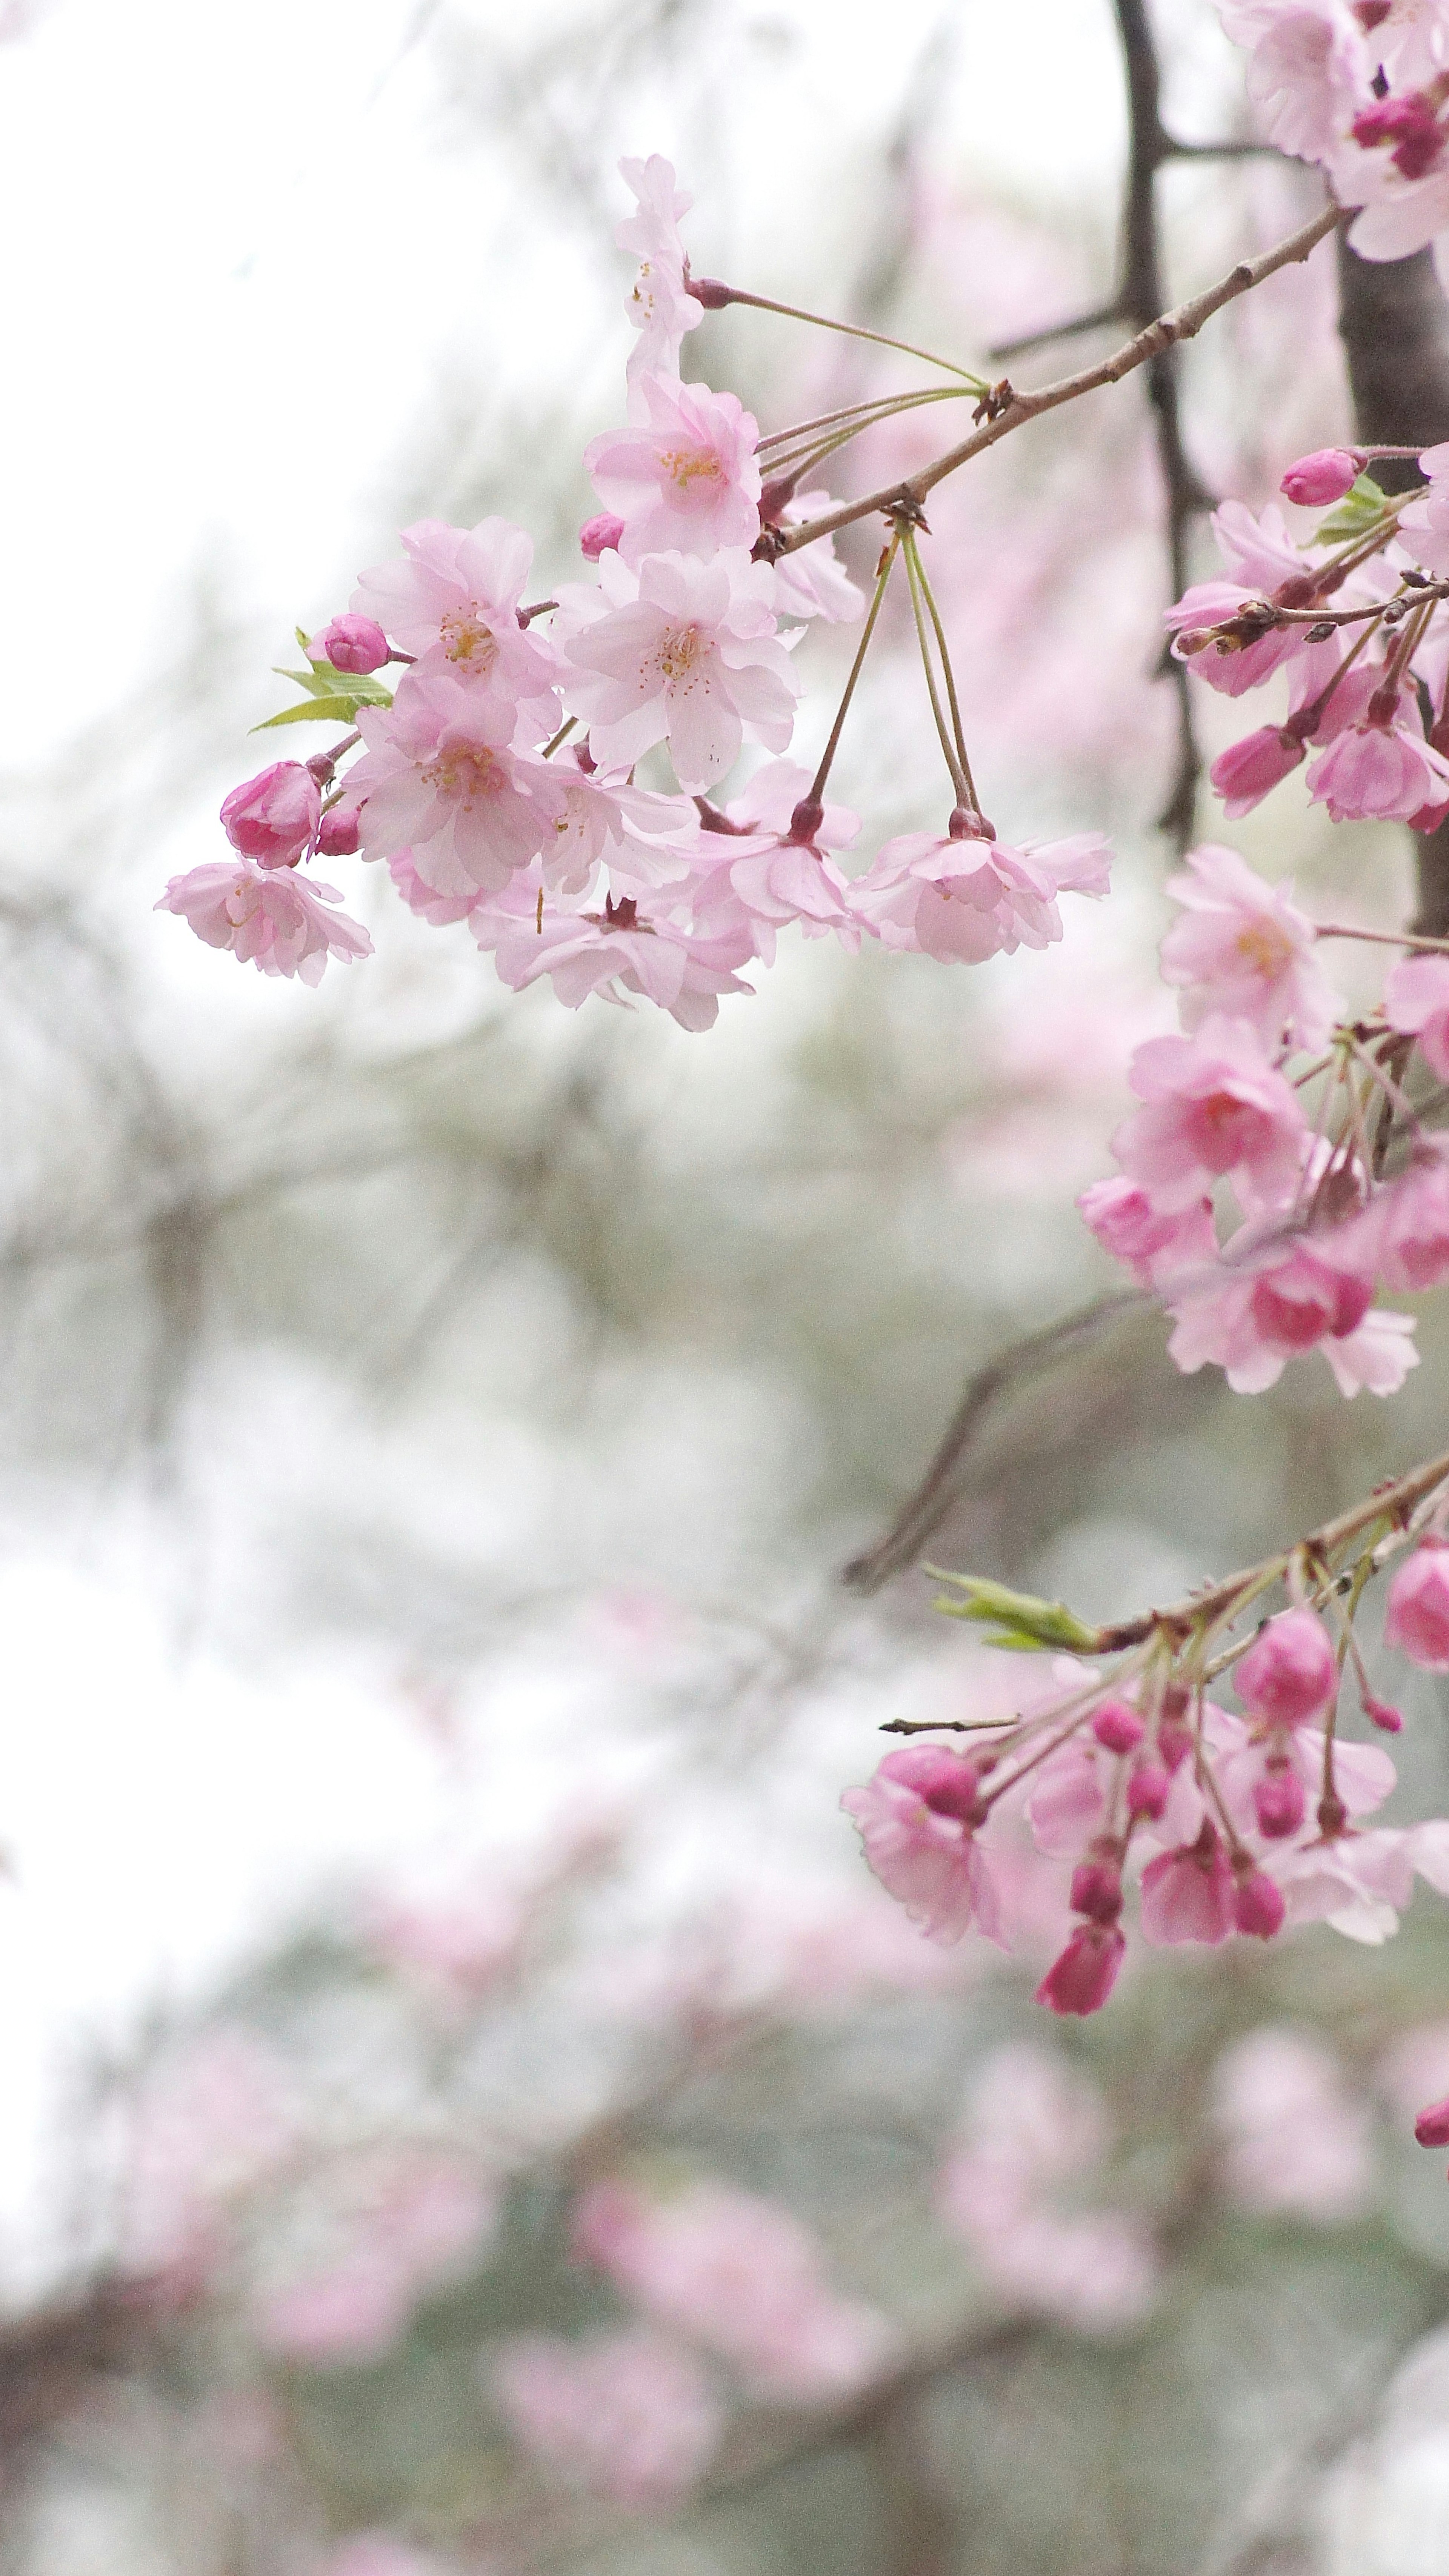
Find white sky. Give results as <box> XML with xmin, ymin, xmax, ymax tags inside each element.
<box><xmin>0</xmin><ymin>0</ymin><xmax>1138</xmax><ymax>2285</ymax></box>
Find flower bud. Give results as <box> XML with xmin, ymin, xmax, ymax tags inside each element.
<box><xmin>1363</xmin><ymin>1692</ymin><xmax>1403</xmax><ymax>1734</ymax></box>
<box><xmin>1232</xmin><ymin>1865</ymin><xmax>1286</xmax><ymax>1939</ymax></box>
<box><xmin>1236</xmin><ymin>1608</ymin><xmax>1337</xmax><ymax>1729</ymax></box>
<box><xmin>1157</xmin><ymin>1717</ymin><xmax>1194</xmax><ymax>1775</ymax></box>
<box><xmin>220</xmin><ymin>761</ymin><xmax>320</xmax><ymax>869</ymax></box>
<box><xmin>1209</xmin><ymin>726</ymin><xmax>1306</xmax><ymax>820</ymax></box>
<box><xmin>1126</xmin><ymin>1761</ymin><xmax>1170</xmax><ymax>1821</ymax></box>
<box><xmin>879</xmin><ymin>1744</ymin><xmax>982</xmax><ymax>1824</ymax></box>
<box><xmin>759</xmin><ymin>475</ymin><xmax>799</xmax><ymax>521</ymax></box>
<box><xmin>1385</xmin><ymin>1539</ymin><xmax>1449</xmax><ymax>1672</ymax></box>
<box><xmin>317</xmin><ymin>807</ymin><xmax>361</xmax><ymax>858</ymax></box>
<box><xmin>1414</xmin><ymin>2093</ymin><xmax>1449</xmax><ymax>2148</ymax></box>
<box><xmin>1035</xmin><ymin>1921</ymin><xmax>1125</xmax><ymax>2017</ymax></box>
<box><xmin>1279</xmin><ymin>448</ymin><xmax>1363</xmax><ymax>506</ymax></box>
<box><xmin>1252</xmin><ymin>1763</ymin><xmax>1306</xmax><ymax>1841</ymax></box>
<box><xmin>309</xmin><ymin>613</ymin><xmax>390</xmax><ymax>674</ymax></box>
<box><xmin>1092</xmin><ymin>1699</ymin><xmax>1146</xmax><ymax>1756</ymax></box>
<box><xmin>786</xmin><ymin>797</ymin><xmax>825</xmax><ymax>846</ymax></box>
<box><xmin>1069</xmin><ymin>1858</ymin><xmax>1124</xmax><ymax>1923</ymax></box>
<box><xmin>579</xmin><ymin>512</ymin><xmax>626</xmax><ymax>562</ymax></box>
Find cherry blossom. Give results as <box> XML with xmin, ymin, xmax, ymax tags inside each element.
<box><xmin>1378</xmin><ymin>1147</ymin><xmax>1449</xmax><ymax>1288</ymax></box>
<box><xmin>1304</xmin><ymin>699</ymin><xmax>1449</xmax><ymax>823</ymax></box>
<box><xmin>616</xmin><ymin>154</ymin><xmax>704</xmax><ymax>390</ymax></box>
<box><xmin>1281</xmin><ymin>446</ymin><xmax>1364</xmax><ymax>505</ymax></box>
<box><xmin>585</xmin><ymin>373</ymin><xmax>762</xmax><ymax>563</ymax></box>
<box><xmin>851</xmin><ymin>817</ymin><xmax>1111</xmax><ymax>964</ymax></box>
<box><xmin>1385</xmin><ymin>1538</ymin><xmax>1449</xmax><ymax>1669</ymax></box>
<box><xmin>352</xmin><ymin>517</ymin><xmax>560</xmax><ymax>713</ymax></box>
<box><xmin>1077</xmin><ymin>1177</ymin><xmax>1217</xmax><ymax>1285</ymax></box>
<box><xmin>346</xmin><ymin>676</ymin><xmax>568</xmax><ymax>898</ymax></box>
<box><xmin>1234</xmin><ymin>1607</ymin><xmax>1339</xmax><ymax>1728</ymax></box>
<box><xmin>1140</xmin><ymin>1820</ymin><xmax>1238</xmax><ymax>1946</ymax></box>
<box><xmin>571</xmin><ymin>2178</ymin><xmax>896</xmax><ymax>2399</ymax></box>
<box><xmin>490</xmin><ymin>892</ymin><xmax>754</xmax><ymax>1032</ymax></box>
<box><xmin>767</xmin><ymin>491</ymin><xmax>866</xmax><ymax>624</ymax></box>
<box><xmin>1111</xmin><ymin>1016</ymin><xmax>1308</xmax><ymax>1213</ymax></box>
<box><xmin>1216</xmin><ymin>0</ymin><xmax>1369</xmax><ymax>161</ymax></box>
<box><xmin>488</xmin><ymin>2329</ymin><xmax>723</xmax><ymax>2505</ymax></box>
<box><xmin>157</xmin><ymin>858</ymin><xmax>373</xmax><ymax>985</ymax></box>
<box><xmin>1158</xmin><ymin>844</ymin><xmax>1343</xmax><ymax>1049</ymax></box>
<box><xmin>308</xmin><ymin>613</ymin><xmax>391</xmax><ymax>674</ymax></box>
<box><xmin>220</xmin><ymin>761</ymin><xmax>322</xmax><ymax>869</ymax></box>
<box><xmin>841</xmin><ymin>1744</ymin><xmax>1008</xmax><ymax>1945</ymax></box>
<box><xmin>1384</xmin><ymin>950</ymin><xmax>1449</xmax><ymax>1080</ymax></box>
<box><xmin>561</xmin><ymin>548</ymin><xmax>800</xmax><ymax>788</ymax></box>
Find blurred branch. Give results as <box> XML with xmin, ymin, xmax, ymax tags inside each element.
<box><xmin>841</xmin><ymin>1291</ymin><xmax>1146</xmax><ymax>1594</ymax></box>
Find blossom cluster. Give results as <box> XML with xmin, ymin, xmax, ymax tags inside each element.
<box><xmin>844</xmin><ymin>1569</ymin><xmax>1449</xmax><ymax>2023</ymax></box>
<box><xmin>1220</xmin><ymin>0</ymin><xmax>1449</xmax><ymax>260</ymax></box>
<box><xmin>158</xmin><ymin>157</ymin><xmax>1111</xmax><ymax>1027</ymax></box>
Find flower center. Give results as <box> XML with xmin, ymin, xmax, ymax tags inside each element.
<box><xmin>1234</xmin><ymin>918</ymin><xmax>1293</xmax><ymax>977</ymax></box>
<box><xmin>439</xmin><ymin>608</ymin><xmax>499</xmax><ymax>671</ymax></box>
<box><xmin>657</xmin><ymin>623</ymin><xmax>706</xmax><ymax>681</ymax></box>
<box><xmin>423</xmin><ymin>747</ymin><xmax>506</xmax><ymax>808</ymax></box>
<box><xmin>658</xmin><ymin>444</ymin><xmax>724</xmax><ymax>492</ymax></box>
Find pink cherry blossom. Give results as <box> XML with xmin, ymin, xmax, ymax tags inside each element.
<box><xmin>1139</xmin><ymin>1820</ymin><xmax>1237</xmax><ymax>1946</ymax></box>
<box><xmin>386</xmin><ymin>849</ymin><xmax>476</xmax><ymax>927</ymax></box>
<box><xmin>1112</xmin><ymin>1016</ymin><xmax>1308</xmax><ymax>1213</ymax></box>
<box><xmin>352</xmin><ymin>517</ymin><xmax>559</xmax><ymax>710</ymax></box>
<box><xmin>571</xmin><ymin>2178</ymin><xmax>896</xmax><ymax>2400</ymax></box>
<box><xmin>767</xmin><ymin>490</ymin><xmax>865</xmax><ymax>624</ymax></box>
<box><xmin>1234</xmin><ymin>1864</ymin><xmax>1287</xmax><ymax>1937</ymax></box>
<box><xmin>1306</xmin><ymin>702</ymin><xmax>1449</xmax><ymax>821</ymax></box>
<box><xmin>1077</xmin><ymin>1177</ymin><xmax>1217</xmax><ymax>1285</ymax></box>
<box><xmin>586</xmin><ymin>374</ymin><xmax>761</xmax><ymax>564</ymax></box>
<box><xmin>489</xmin><ymin>892</ymin><xmax>754</xmax><ymax>1031</ymax></box>
<box><xmin>157</xmin><ymin>858</ymin><xmax>372</xmax><ymax>985</ymax></box>
<box><xmin>1281</xmin><ymin>447</ymin><xmax>1364</xmax><ymax>504</ymax></box>
<box><xmin>1385</xmin><ymin>1538</ymin><xmax>1449</xmax><ymax>1669</ymax></box>
<box><xmin>1235</xmin><ymin>1607</ymin><xmax>1339</xmax><ymax>1728</ymax></box>
<box><xmin>680</xmin><ymin>760</ymin><xmax>863</xmax><ymax>960</ymax></box>
<box><xmin>1378</xmin><ymin>1147</ymin><xmax>1449</xmax><ymax>1289</ymax></box>
<box><xmin>562</xmin><ymin>549</ymin><xmax>799</xmax><ymax>789</ymax></box>
<box><xmin>1384</xmin><ymin>949</ymin><xmax>1449</xmax><ymax>1079</ymax></box>
<box><xmin>1158</xmin><ymin>844</ymin><xmax>1342</xmax><ymax>1049</ymax></box>
<box><xmin>1212</xmin><ymin>2027</ymin><xmax>1375</xmax><ymax>2219</ymax></box>
<box><xmin>1274</xmin><ymin>1825</ymin><xmax>1419</xmax><ymax>1943</ymax></box>
<box><xmin>580</xmin><ymin>511</ymin><xmax>626</xmax><ymax>561</ymax></box>
<box><xmin>347</xmin><ymin>675</ymin><xmax>568</xmax><ymax>898</ymax></box>
<box><xmin>1397</xmin><ymin>445</ymin><xmax>1449</xmax><ymax>575</ymax></box>
<box><xmin>1217</xmin><ymin>0</ymin><xmax>1370</xmax><ymax>161</ymax></box>
<box><xmin>1165</xmin><ymin>1248</ymin><xmax>1417</xmax><ymax>1397</ymax></box>
<box><xmin>851</xmin><ymin>820</ymin><xmax>1111</xmax><ymax>964</ymax></box>
<box><xmin>488</xmin><ymin>2328</ymin><xmax>723</xmax><ymax>2505</ymax></box>
<box><xmin>616</xmin><ymin>154</ymin><xmax>704</xmax><ymax>389</ymax></box>
<box><xmin>1209</xmin><ymin>724</ymin><xmax>1309</xmax><ymax>818</ymax></box>
<box><xmin>220</xmin><ymin>761</ymin><xmax>321</xmax><ymax>869</ymax></box>
<box><xmin>308</xmin><ymin>614</ymin><xmax>391</xmax><ymax>674</ymax></box>
<box><xmin>841</xmin><ymin>1744</ymin><xmax>1007</xmax><ymax>1945</ymax></box>
<box><xmin>1035</xmin><ymin>1922</ymin><xmax>1127</xmax><ymax>2014</ymax></box>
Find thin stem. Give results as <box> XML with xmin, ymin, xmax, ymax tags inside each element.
<box><xmin>703</xmin><ymin>281</ymin><xmax>985</xmax><ymax>384</ymax></box>
<box><xmin>776</xmin><ymin>202</ymin><xmax>1344</xmax><ymax>557</ymax></box>
<box><xmin>1346</xmin><ymin>1030</ymin><xmax>1423</xmax><ymax>1133</ymax></box>
<box><xmin>902</xmin><ymin>535</ymin><xmax>968</xmax><ymax>803</ymax></box>
<box><xmin>907</xmin><ymin>534</ymin><xmax>978</xmax><ymax>806</ymax></box>
<box><xmin>758</xmin><ymin>384</ymin><xmax>968</xmax><ymax>454</ymax></box>
<box><xmin>540</xmin><ymin>716</ymin><xmax>577</xmax><ymax>760</ymax></box>
<box><xmin>1315</xmin><ymin>921</ymin><xmax>1449</xmax><ymax>950</ymax></box>
<box><xmin>806</xmin><ymin>534</ymin><xmax>901</xmax><ymax>806</ymax></box>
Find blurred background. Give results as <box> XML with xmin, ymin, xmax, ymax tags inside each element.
<box><xmin>4</xmin><ymin>1</ymin><xmax>1449</xmax><ymax>2568</ymax></box>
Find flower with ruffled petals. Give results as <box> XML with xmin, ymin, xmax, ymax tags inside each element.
<box><xmin>157</xmin><ymin>859</ymin><xmax>372</xmax><ymax>985</ymax></box>
<box><xmin>562</xmin><ymin>549</ymin><xmax>799</xmax><ymax>789</ymax></box>
<box><xmin>852</xmin><ymin>819</ymin><xmax>1111</xmax><ymax>964</ymax></box>
<box><xmin>616</xmin><ymin>155</ymin><xmax>705</xmax><ymax>390</ymax></box>
<box><xmin>1384</xmin><ymin>950</ymin><xmax>1449</xmax><ymax>1080</ymax></box>
<box><xmin>346</xmin><ymin>675</ymin><xmax>568</xmax><ymax>899</ymax></box>
<box><xmin>1140</xmin><ymin>1820</ymin><xmax>1237</xmax><ymax>1946</ymax></box>
<box><xmin>488</xmin><ymin>889</ymin><xmax>754</xmax><ymax>1032</ymax></box>
<box><xmin>586</xmin><ymin>374</ymin><xmax>761</xmax><ymax>564</ymax></box>
<box><xmin>1306</xmin><ymin>700</ymin><xmax>1449</xmax><ymax>821</ymax></box>
<box><xmin>1077</xmin><ymin>1177</ymin><xmax>1217</xmax><ymax>1286</ymax></box>
<box><xmin>1112</xmin><ymin>1016</ymin><xmax>1308</xmax><ymax>1214</ymax></box>
<box><xmin>220</xmin><ymin>762</ymin><xmax>321</xmax><ymax>869</ymax></box>
<box><xmin>352</xmin><ymin>517</ymin><xmax>559</xmax><ymax>715</ymax></box>
<box><xmin>1216</xmin><ymin>0</ymin><xmax>1369</xmax><ymax>161</ymax></box>
<box><xmin>841</xmin><ymin>1745</ymin><xmax>1007</xmax><ymax>1946</ymax></box>
<box><xmin>1160</xmin><ymin>844</ymin><xmax>1342</xmax><ymax>1048</ymax></box>
<box><xmin>1386</xmin><ymin>1538</ymin><xmax>1449</xmax><ymax>1669</ymax></box>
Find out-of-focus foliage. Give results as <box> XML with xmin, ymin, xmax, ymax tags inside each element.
<box><xmin>5</xmin><ymin>4</ymin><xmax>1449</xmax><ymax>2573</ymax></box>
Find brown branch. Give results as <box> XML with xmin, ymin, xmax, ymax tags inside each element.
<box><xmin>778</xmin><ymin>201</ymin><xmax>1342</xmax><ymax>557</ymax></box>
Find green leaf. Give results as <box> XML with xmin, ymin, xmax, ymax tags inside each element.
<box><xmin>923</xmin><ymin>1568</ymin><xmax>1101</xmax><ymax>1655</ymax></box>
<box><xmin>251</xmin><ymin>694</ymin><xmax>373</xmax><ymax>730</ymax></box>
<box><xmin>274</xmin><ymin>662</ymin><xmax>393</xmax><ymax>707</ymax></box>
<box><xmin>1312</xmin><ymin>472</ymin><xmax>1389</xmax><ymax>546</ymax></box>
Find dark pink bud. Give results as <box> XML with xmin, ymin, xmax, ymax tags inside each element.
<box><xmin>786</xmin><ymin>797</ymin><xmax>825</xmax><ymax>846</ymax></box>
<box><xmin>947</xmin><ymin>805</ymin><xmax>995</xmax><ymax>841</ymax></box>
<box><xmin>310</xmin><ymin>613</ymin><xmax>390</xmax><ymax>674</ymax></box>
<box><xmin>317</xmin><ymin>807</ymin><xmax>361</xmax><ymax>858</ymax></box>
<box><xmin>688</xmin><ymin>273</ymin><xmax>733</xmax><ymax>310</ymax></box>
<box><xmin>1236</xmin><ymin>1609</ymin><xmax>1338</xmax><ymax>1729</ymax></box>
<box><xmin>1092</xmin><ymin>1699</ymin><xmax>1145</xmax><ymax>1756</ymax></box>
<box><xmin>1253</xmin><ymin>1763</ymin><xmax>1306</xmax><ymax>1841</ymax></box>
<box><xmin>1232</xmin><ymin>1866</ymin><xmax>1286</xmax><ymax>1939</ymax></box>
<box><xmin>1126</xmin><ymin>1761</ymin><xmax>1170</xmax><ymax>1821</ymax></box>
<box><xmin>1363</xmin><ymin>1692</ymin><xmax>1403</xmax><ymax>1733</ymax></box>
<box><xmin>1280</xmin><ymin>448</ymin><xmax>1363</xmax><ymax>506</ymax></box>
<box><xmin>220</xmin><ymin>760</ymin><xmax>320</xmax><ymax>869</ymax></box>
<box><xmin>759</xmin><ymin>475</ymin><xmax>799</xmax><ymax>520</ymax></box>
<box><xmin>1354</xmin><ymin>0</ymin><xmax>1391</xmax><ymax>27</ymax></box>
<box><xmin>1209</xmin><ymin>726</ymin><xmax>1306</xmax><ymax>820</ymax></box>
<box><xmin>1035</xmin><ymin>1922</ymin><xmax>1126</xmax><ymax>2017</ymax></box>
<box><xmin>1157</xmin><ymin>1718</ymin><xmax>1193</xmax><ymax>1775</ymax></box>
<box><xmin>1069</xmin><ymin>1859</ymin><xmax>1124</xmax><ymax>1923</ymax></box>
<box><xmin>579</xmin><ymin>512</ymin><xmax>626</xmax><ymax>562</ymax></box>
<box><xmin>1415</xmin><ymin>2093</ymin><xmax>1449</xmax><ymax>2148</ymax></box>
<box><xmin>878</xmin><ymin>1744</ymin><xmax>982</xmax><ymax>1824</ymax></box>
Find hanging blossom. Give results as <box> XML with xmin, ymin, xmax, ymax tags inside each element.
<box><xmin>163</xmin><ymin>154</ymin><xmax>1115</xmax><ymax>1025</ymax></box>
<box><xmin>1216</xmin><ymin>0</ymin><xmax>1449</xmax><ymax>260</ymax></box>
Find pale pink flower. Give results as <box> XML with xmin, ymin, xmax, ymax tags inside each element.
<box><xmin>586</xmin><ymin>374</ymin><xmax>761</xmax><ymax>564</ymax></box>
<box><xmin>572</xmin><ymin>2179</ymin><xmax>896</xmax><ymax>2400</ymax></box>
<box><xmin>488</xmin><ymin>2328</ymin><xmax>723</xmax><ymax>2505</ymax></box>
<box><xmin>1384</xmin><ymin>950</ymin><xmax>1449</xmax><ymax>1079</ymax></box>
<box><xmin>1112</xmin><ymin>1016</ymin><xmax>1308</xmax><ymax>1213</ymax></box>
<box><xmin>1235</xmin><ymin>1607</ymin><xmax>1338</xmax><ymax>1728</ymax></box>
<box><xmin>1159</xmin><ymin>844</ymin><xmax>1342</xmax><ymax>1049</ymax></box>
<box><xmin>386</xmin><ymin>849</ymin><xmax>475</xmax><ymax>926</ymax></box>
<box><xmin>852</xmin><ymin>822</ymin><xmax>1110</xmax><ymax>963</ymax></box>
<box><xmin>1207</xmin><ymin>1704</ymin><xmax>1397</xmax><ymax>1845</ymax></box>
<box><xmin>1139</xmin><ymin>1821</ymin><xmax>1237</xmax><ymax>1945</ymax></box>
<box><xmin>1209</xmin><ymin>724</ymin><xmax>1308</xmax><ymax>818</ymax></box>
<box><xmin>768</xmin><ymin>491</ymin><xmax>865</xmax><ymax>624</ymax></box>
<box><xmin>1165</xmin><ymin>1249</ymin><xmax>1416</xmax><ymax>1396</ymax></box>
<box><xmin>489</xmin><ymin>893</ymin><xmax>753</xmax><ymax>1031</ymax></box>
<box><xmin>308</xmin><ymin>614</ymin><xmax>391</xmax><ymax>674</ymax></box>
<box><xmin>1306</xmin><ymin>706</ymin><xmax>1449</xmax><ymax>821</ymax></box>
<box><xmin>1212</xmin><ymin>2027</ymin><xmax>1376</xmax><ymax>2219</ymax></box>
<box><xmin>1077</xmin><ymin>1176</ymin><xmax>1217</xmax><ymax>1286</ymax></box>
<box><xmin>535</xmin><ymin>760</ymin><xmax>696</xmax><ymax>903</ymax></box>
<box><xmin>1398</xmin><ymin>443</ymin><xmax>1449</xmax><ymax>574</ymax></box>
<box><xmin>1376</xmin><ymin>1147</ymin><xmax>1449</xmax><ymax>1290</ymax></box>
<box><xmin>841</xmin><ymin>1745</ymin><xmax>1007</xmax><ymax>1946</ymax></box>
<box><xmin>562</xmin><ymin>549</ymin><xmax>799</xmax><ymax>788</ymax></box>
<box><xmin>1275</xmin><ymin>1825</ymin><xmax>1418</xmax><ymax>1943</ymax></box>
<box><xmin>220</xmin><ymin>761</ymin><xmax>321</xmax><ymax>868</ymax></box>
<box><xmin>352</xmin><ymin>517</ymin><xmax>559</xmax><ymax>712</ymax></box>
<box><xmin>616</xmin><ymin>154</ymin><xmax>704</xmax><ymax>389</ymax></box>
<box><xmin>681</xmin><ymin>760</ymin><xmax>863</xmax><ymax>959</ymax></box>
<box><xmin>347</xmin><ymin>675</ymin><xmax>568</xmax><ymax>898</ymax></box>
<box><xmin>1281</xmin><ymin>447</ymin><xmax>1364</xmax><ymax>504</ymax></box>
<box><xmin>1216</xmin><ymin>0</ymin><xmax>1369</xmax><ymax>160</ymax></box>
<box><xmin>157</xmin><ymin>859</ymin><xmax>372</xmax><ymax>984</ymax></box>
<box><xmin>1385</xmin><ymin>1538</ymin><xmax>1449</xmax><ymax>1668</ymax></box>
